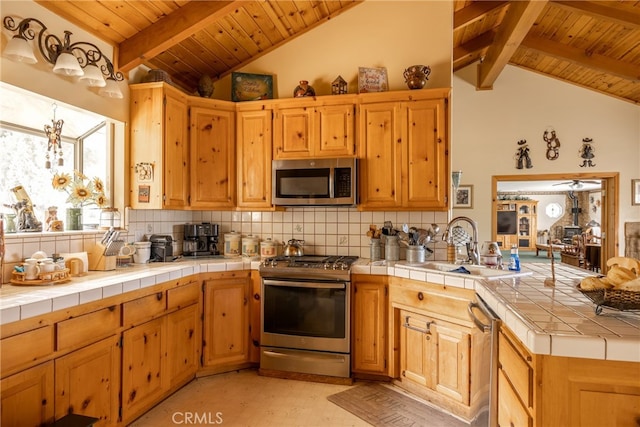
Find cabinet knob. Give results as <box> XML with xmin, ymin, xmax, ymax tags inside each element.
<box><xmin>417</xmin><ymin>292</ymin><xmax>424</xmax><ymax>301</ymax></box>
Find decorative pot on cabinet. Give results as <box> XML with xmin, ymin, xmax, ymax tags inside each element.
<box><xmin>403</xmin><ymin>65</ymin><xmax>431</xmax><ymax>90</ymax></box>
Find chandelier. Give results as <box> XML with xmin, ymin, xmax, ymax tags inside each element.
<box><xmin>2</xmin><ymin>15</ymin><xmax>124</xmax><ymax>98</ymax></box>
<box><xmin>44</xmin><ymin>103</ymin><xmax>64</xmax><ymax>169</ymax></box>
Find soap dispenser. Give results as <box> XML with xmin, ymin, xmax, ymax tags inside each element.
<box><xmin>508</xmin><ymin>245</ymin><xmax>521</xmax><ymax>272</ymax></box>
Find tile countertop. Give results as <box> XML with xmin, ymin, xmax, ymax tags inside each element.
<box><xmin>1</xmin><ymin>259</ymin><xmax>639</xmax><ymax>363</ymax></box>
<box><xmin>353</xmin><ymin>261</ymin><xmax>640</xmax><ymax>363</ymax></box>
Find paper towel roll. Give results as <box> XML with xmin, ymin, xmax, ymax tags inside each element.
<box><xmin>60</xmin><ymin>252</ymin><xmax>88</xmax><ymax>275</ymax></box>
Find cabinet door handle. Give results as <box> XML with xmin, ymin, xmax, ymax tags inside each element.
<box><xmin>402</xmin><ymin>316</ymin><xmax>434</xmax><ymax>335</ymax></box>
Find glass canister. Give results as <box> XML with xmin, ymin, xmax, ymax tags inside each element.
<box><xmin>242</xmin><ymin>235</ymin><xmax>260</xmax><ymax>258</ymax></box>
<box><xmin>100</xmin><ymin>208</ymin><xmax>121</xmax><ymax>229</ymax></box>
<box><xmin>224</xmin><ymin>231</ymin><xmax>241</xmax><ymax>257</ymax></box>
<box><xmin>384</xmin><ymin>235</ymin><xmax>400</xmax><ymax>262</ymax></box>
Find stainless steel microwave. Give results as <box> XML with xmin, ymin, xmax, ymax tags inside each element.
<box><xmin>272</xmin><ymin>158</ymin><xmax>357</xmax><ymax>206</ymax></box>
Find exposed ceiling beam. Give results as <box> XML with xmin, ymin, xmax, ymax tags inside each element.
<box><xmin>453</xmin><ymin>31</ymin><xmax>495</xmax><ymax>71</ymax></box>
<box><xmin>551</xmin><ymin>1</ymin><xmax>640</xmax><ymax>29</ymax></box>
<box><xmin>454</xmin><ymin>1</ymin><xmax>508</xmax><ymax>29</ymax></box>
<box><xmin>521</xmin><ymin>34</ymin><xmax>640</xmax><ymax>82</ymax></box>
<box><xmin>477</xmin><ymin>0</ymin><xmax>548</xmax><ymax>90</ymax></box>
<box><xmin>117</xmin><ymin>1</ymin><xmax>241</xmax><ymax>73</ymax></box>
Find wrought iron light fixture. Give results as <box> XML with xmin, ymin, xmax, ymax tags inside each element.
<box><xmin>2</xmin><ymin>15</ymin><xmax>124</xmax><ymax>98</ymax></box>
<box><xmin>44</xmin><ymin>103</ymin><xmax>64</xmax><ymax>169</ymax></box>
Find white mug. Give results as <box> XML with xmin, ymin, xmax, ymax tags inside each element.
<box><xmin>23</xmin><ymin>258</ymin><xmax>41</xmax><ymax>280</ymax></box>
<box><xmin>39</xmin><ymin>258</ymin><xmax>56</xmax><ymax>273</ymax></box>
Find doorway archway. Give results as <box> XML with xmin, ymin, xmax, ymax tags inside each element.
<box><xmin>492</xmin><ymin>172</ymin><xmax>619</xmax><ymax>271</ymax></box>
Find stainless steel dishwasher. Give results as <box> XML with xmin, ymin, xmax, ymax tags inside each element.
<box><xmin>468</xmin><ymin>295</ymin><xmax>501</xmax><ymax>427</ymax></box>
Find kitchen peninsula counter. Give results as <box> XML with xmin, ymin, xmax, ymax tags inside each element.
<box><xmin>1</xmin><ymin>259</ymin><xmax>638</xmax><ymax>362</ymax></box>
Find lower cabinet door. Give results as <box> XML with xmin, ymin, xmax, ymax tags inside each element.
<box><xmin>166</xmin><ymin>304</ymin><xmax>200</xmax><ymax>389</ymax></box>
<box><xmin>55</xmin><ymin>335</ymin><xmax>120</xmax><ymax>426</ymax></box>
<box><xmin>400</xmin><ymin>310</ymin><xmax>432</xmax><ymax>387</ymax></box>
<box><xmin>1</xmin><ymin>361</ymin><xmax>55</xmax><ymax>427</ymax></box>
<box><xmin>498</xmin><ymin>368</ymin><xmax>532</xmax><ymax>427</ymax></box>
<box><xmin>431</xmin><ymin>321</ymin><xmax>471</xmax><ymax>405</ymax></box>
<box><xmin>121</xmin><ymin>317</ymin><xmax>166</xmax><ymax>422</ymax></box>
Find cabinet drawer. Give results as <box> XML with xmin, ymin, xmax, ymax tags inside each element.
<box><xmin>498</xmin><ymin>369</ymin><xmax>532</xmax><ymax>427</ymax></box>
<box><xmin>57</xmin><ymin>306</ymin><xmax>120</xmax><ymax>352</ymax></box>
<box><xmin>167</xmin><ymin>281</ymin><xmax>200</xmax><ymax>311</ymax></box>
<box><xmin>391</xmin><ymin>283</ymin><xmax>470</xmax><ymax>322</ymax></box>
<box><xmin>123</xmin><ymin>291</ymin><xmax>167</xmax><ymax>327</ymax></box>
<box><xmin>1</xmin><ymin>326</ymin><xmax>54</xmax><ymax>376</ymax></box>
<box><xmin>498</xmin><ymin>331</ymin><xmax>532</xmax><ymax>407</ymax></box>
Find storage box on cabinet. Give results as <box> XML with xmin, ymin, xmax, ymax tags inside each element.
<box><xmin>1</xmin><ymin>326</ymin><xmax>54</xmax><ymax>377</ymax></box>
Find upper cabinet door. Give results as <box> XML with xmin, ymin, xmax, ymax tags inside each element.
<box><xmin>189</xmin><ymin>106</ymin><xmax>236</xmax><ymax>209</ymax></box>
<box><xmin>273</xmin><ymin>97</ymin><xmax>357</xmax><ymax>160</ymax></box>
<box><xmin>163</xmin><ymin>94</ymin><xmax>190</xmax><ymax>209</ymax></box>
<box><xmin>358</xmin><ymin>102</ymin><xmax>403</xmax><ymax>209</ymax></box>
<box><xmin>237</xmin><ymin>108</ymin><xmax>273</xmax><ymax>209</ymax></box>
<box><xmin>403</xmin><ymin>98</ymin><xmax>447</xmax><ymax>208</ymax></box>
<box><xmin>316</xmin><ymin>104</ymin><xmax>356</xmax><ymax>158</ymax></box>
<box><xmin>273</xmin><ymin>106</ymin><xmax>315</xmax><ymax>159</ymax></box>
<box><xmin>129</xmin><ymin>83</ymin><xmax>189</xmax><ymax>209</ymax></box>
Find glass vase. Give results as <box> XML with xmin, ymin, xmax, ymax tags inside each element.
<box><xmin>66</xmin><ymin>207</ymin><xmax>83</xmax><ymax>231</ymax></box>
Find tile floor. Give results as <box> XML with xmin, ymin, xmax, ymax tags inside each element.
<box><xmin>130</xmin><ymin>369</ymin><xmax>372</xmax><ymax>427</ymax></box>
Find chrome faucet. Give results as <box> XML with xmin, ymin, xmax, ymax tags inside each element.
<box><xmin>442</xmin><ymin>216</ymin><xmax>480</xmax><ymax>265</ymax></box>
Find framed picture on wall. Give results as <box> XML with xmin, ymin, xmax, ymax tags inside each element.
<box><xmin>231</xmin><ymin>72</ymin><xmax>273</xmax><ymax>102</ymax></box>
<box><xmin>633</xmin><ymin>179</ymin><xmax>640</xmax><ymax>206</ymax></box>
<box><xmin>454</xmin><ymin>185</ymin><xmax>473</xmax><ymax>208</ymax></box>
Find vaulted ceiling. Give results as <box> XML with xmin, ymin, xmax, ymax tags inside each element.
<box><xmin>33</xmin><ymin>0</ymin><xmax>640</xmax><ymax>104</ymax></box>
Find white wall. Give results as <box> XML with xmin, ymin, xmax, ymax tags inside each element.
<box><xmin>212</xmin><ymin>1</ymin><xmax>453</xmax><ymax>99</ymax></box>
<box><xmin>452</xmin><ymin>65</ymin><xmax>640</xmax><ymax>248</ymax></box>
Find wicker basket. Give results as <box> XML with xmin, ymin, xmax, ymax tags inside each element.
<box><xmin>577</xmin><ymin>284</ymin><xmax>640</xmax><ymax>314</ymax></box>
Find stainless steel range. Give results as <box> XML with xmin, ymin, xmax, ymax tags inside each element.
<box><xmin>259</xmin><ymin>255</ymin><xmax>358</xmax><ymax>378</ymax></box>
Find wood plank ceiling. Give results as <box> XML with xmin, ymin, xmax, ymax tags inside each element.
<box><xmin>31</xmin><ymin>0</ymin><xmax>640</xmax><ymax>104</ymax></box>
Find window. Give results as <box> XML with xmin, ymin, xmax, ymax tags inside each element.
<box><xmin>0</xmin><ymin>117</ymin><xmax>111</xmax><ymax>229</ymax></box>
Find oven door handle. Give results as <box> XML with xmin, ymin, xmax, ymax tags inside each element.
<box><xmin>263</xmin><ymin>279</ymin><xmax>346</xmax><ymax>290</ymax></box>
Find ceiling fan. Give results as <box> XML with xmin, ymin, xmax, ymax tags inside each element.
<box><xmin>552</xmin><ymin>179</ymin><xmax>601</xmax><ymax>189</ymax></box>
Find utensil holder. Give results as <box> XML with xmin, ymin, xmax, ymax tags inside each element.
<box><xmin>87</xmin><ymin>243</ymin><xmax>117</xmax><ymax>271</ymax></box>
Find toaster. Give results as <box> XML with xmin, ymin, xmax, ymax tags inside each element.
<box><xmin>149</xmin><ymin>234</ymin><xmax>173</xmax><ymax>262</ymax></box>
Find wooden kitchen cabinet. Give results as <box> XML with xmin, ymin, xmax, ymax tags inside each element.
<box><xmin>130</xmin><ymin>82</ymin><xmax>189</xmax><ymax>209</ymax></box>
<box><xmin>121</xmin><ymin>280</ymin><xmax>201</xmax><ymax>423</ymax></box>
<box><xmin>202</xmin><ymin>272</ymin><xmax>251</xmax><ymax>373</ymax></box>
<box><xmin>352</xmin><ymin>275</ymin><xmax>388</xmax><ymax>377</ymax></box>
<box><xmin>389</xmin><ymin>277</ymin><xmax>487</xmax><ymax>422</ymax></box>
<box><xmin>358</xmin><ymin>89</ymin><xmax>449</xmax><ymax>211</ymax></box>
<box><xmin>54</xmin><ymin>335</ymin><xmax>120</xmax><ymax>426</ymax></box>
<box><xmin>273</xmin><ymin>96</ymin><xmax>356</xmax><ymax>159</ymax></box>
<box><xmin>494</xmin><ymin>200</ymin><xmax>538</xmax><ymax>250</ymax></box>
<box><xmin>399</xmin><ymin>310</ymin><xmax>471</xmax><ymax>405</ymax></box>
<box><xmin>189</xmin><ymin>101</ymin><xmax>236</xmax><ymax>209</ymax></box>
<box><xmin>122</xmin><ymin>317</ymin><xmax>165</xmax><ymax>422</ymax></box>
<box><xmin>1</xmin><ymin>361</ymin><xmax>54</xmax><ymax>427</ymax></box>
<box><xmin>236</xmin><ymin>105</ymin><xmax>273</xmax><ymax>209</ymax></box>
<box><xmin>359</xmin><ymin>89</ymin><xmax>449</xmax><ymax>210</ymax></box>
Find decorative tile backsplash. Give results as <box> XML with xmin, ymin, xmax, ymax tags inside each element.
<box><xmin>2</xmin><ymin>207</ymin><xmax>451</xmax><ymax>283</ymax></box>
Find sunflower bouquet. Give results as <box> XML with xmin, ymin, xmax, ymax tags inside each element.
<box><xmin>52</xmin><ymin>170</ymin><xmax>108</xmax><ymax>208</ymax></box>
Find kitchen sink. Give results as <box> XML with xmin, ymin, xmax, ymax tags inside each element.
<box><xmin>395</xmin><ymin>261</ymin><xmax>532</xmax><ymax>280</ymax></box>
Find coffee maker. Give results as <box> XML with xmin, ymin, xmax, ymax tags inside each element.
<box><xmin>183</xmin><ymin>223</ymin><xmax>219</xmax><ymax>256</ymax></box>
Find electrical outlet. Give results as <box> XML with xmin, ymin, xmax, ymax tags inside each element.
<box><xmin>146</xmin><ymin>223</ymin><xmax>153</xmax><ymax>233</ymax></box>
